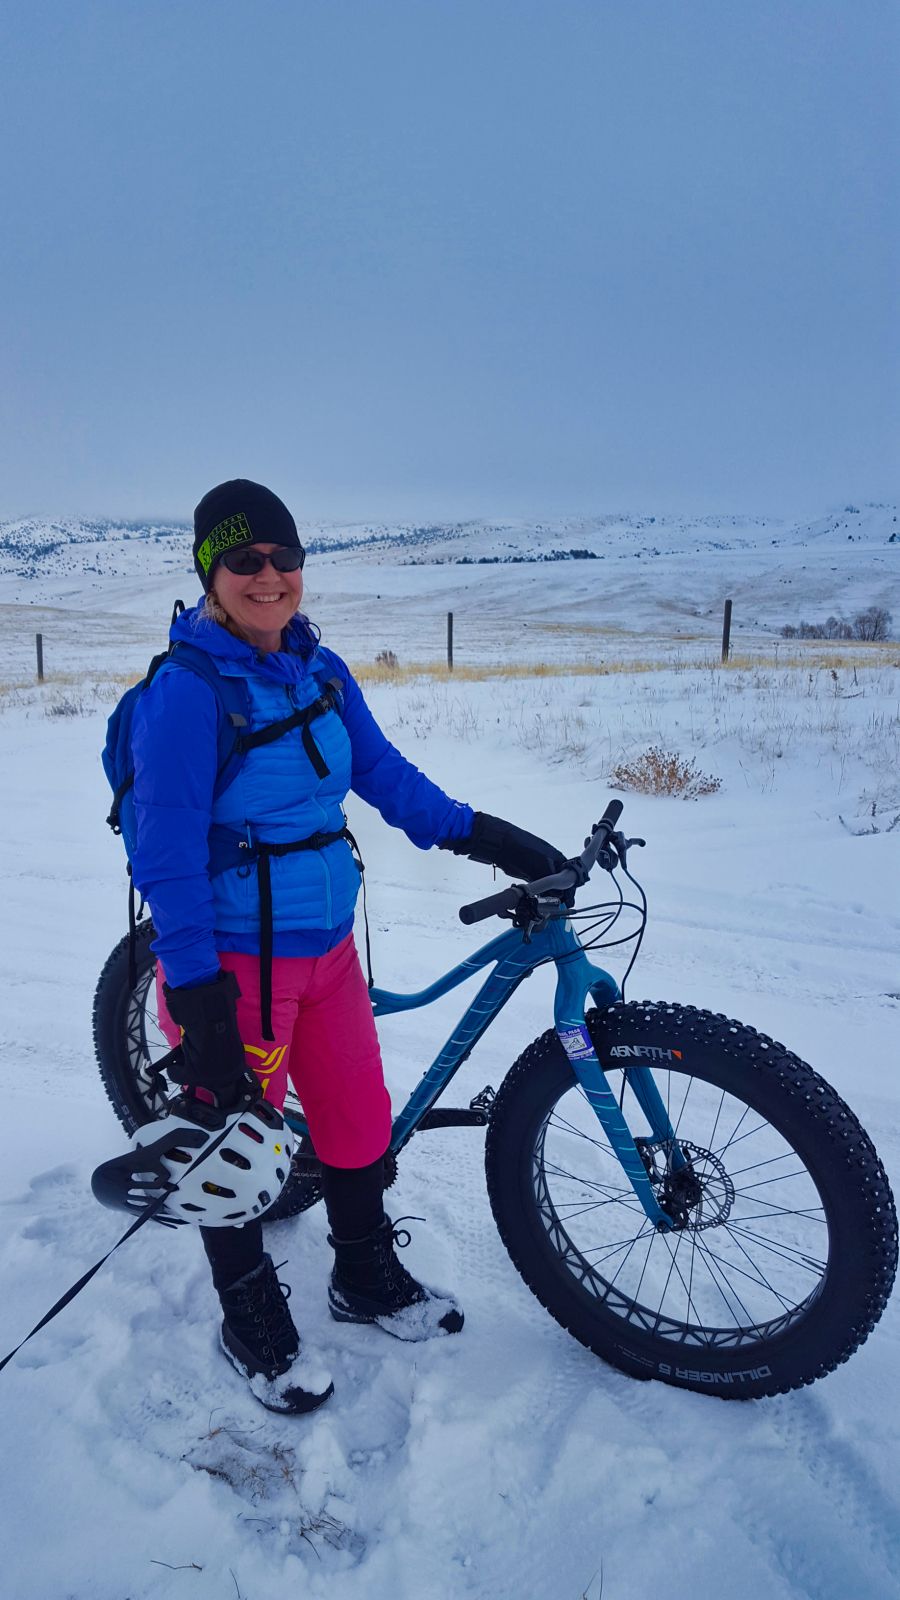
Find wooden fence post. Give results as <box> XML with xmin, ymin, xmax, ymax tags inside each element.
<box><xmin>447</xmin><ymin>611</ymin><xmax>454</xmax><ymax>672</ymax></box>
<box><xmin>721</xmin><ymin>599</ymin><xmax>733</xmax><ymax>662</ymax></box>
<box><xmin>36</xmin><ymin>633</ymin><xmax>44</xmax><ymax>682</ymax></box>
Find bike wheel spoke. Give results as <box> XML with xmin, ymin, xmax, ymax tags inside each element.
<box><xmin>536</xmin><ymin>1053</ymin><xmax>835</xmax><ymax>1348</ymax></box>
<box><xmin>552</xmin><ymin>1197</ymin><xmax>639</xmax><ymax>1223</ymax></box>
<box><xmin>547</xmin><ymin>1110</ymin><xmax>624</xmax><ymax>1164</ymax></box>
<box><xmin>736</xmin><ymin>1170</ymin><xmax>810</xmax><ymax>1194</ymax></box>
<box><xmin>710</xmin><ymin>1114</ymin><xmax>772</xmax><ymax>1161</ymax></box>
<box><xmin>580</xmin><ymin>1230</ymin><xmax>652</xmax><ymax>1268</ymax></box>
<box><xmin>540</xmin><ymin>1160</ymin><xmax>640</xmax><ymax>1208</ymax></box>
<box><xmin>671</xmin><ymin>1073</ymin><xmax>695</xmax><ymax>1143</ymax></box>
<box><xmin>717</xmin><ymin>1226</ymin><xmax>796</xmax><ymax>1314</ymax></box>
<box><xmin>732</xmin><ymin>1203</ymin><xmax>826</xmax><ymax>1223</ymax></box>
<box><xmin>606</xmin><ymin>1224</ymin><xmax>655</xmax><ymax>1289</ymax></box>
<box><xmin>654</xmin><ymin>1228</ymin><xmax>693</xmax><ymax>1322</ymax></box>
<box><xmin>728</xmin><ymin>1149</ymin><xmax>802</xmax><ymax>1180</ymax></box>
<box><xmin>688</xmin><ymin>1236</ymin><xmax>758</xmax><ymax>1327</ymax></box>
<box><xmin>724</xmin><ymin>1223</ymin><xmax>826</xmax><ymax>1276</ymax></box>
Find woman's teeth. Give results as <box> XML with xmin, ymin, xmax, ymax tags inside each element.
<box><xmin>248</xmin><ymin>594</ymin><xmax>283</xmax><ymax>603</ymax></box>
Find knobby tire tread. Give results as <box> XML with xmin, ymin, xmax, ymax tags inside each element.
<box><xmin>484</xmin><ymin>1002</ymin><xmax>897</xmax><ymax>1399</ymax></box>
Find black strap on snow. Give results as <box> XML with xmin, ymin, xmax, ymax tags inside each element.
<box><xmin>0</xmin><ymin>1198</ymin><xmax>174</xmax><ymax>1375</ymax></box>
<box><xmin>0</xmin><ymin>1097</ymin><xmax>237</xmax><ymax>1377</ymax></box>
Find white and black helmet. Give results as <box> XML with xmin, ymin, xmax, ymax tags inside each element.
<box><xmin>91</xmin><ymin>1096</ymin><xmax>293</xmax><ymax>1228</ymax></box>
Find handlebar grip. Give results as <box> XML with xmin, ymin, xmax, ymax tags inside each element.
<box><xmin>599</xmin><ymin>799</ymin><xmax>623</xmax><ymax>829</ymax></box>
<box><xmin>458</xmin><ymin>885</ymin><xmax>522</xmax><ymax>925</ymax></box>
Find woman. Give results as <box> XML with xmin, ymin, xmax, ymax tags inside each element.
<box><xmin>130</xmin><ymin>479</ymin><xmax>565</xmax><ymax>1415</ymax></box>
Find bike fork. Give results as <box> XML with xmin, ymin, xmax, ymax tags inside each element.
<box><xmin>552</xmin><ymin>939</ymin><xmax>677</xmax><ymax>1230</ymax></box>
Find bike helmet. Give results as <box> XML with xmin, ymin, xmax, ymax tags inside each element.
<box><xmin>91</xmin><ymin>1096</ymin><xmax>293</xmax><ymax>1228</ymax></box>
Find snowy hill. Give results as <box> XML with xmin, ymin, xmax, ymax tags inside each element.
<box><xmin>1</xmin><ymin>504</ymin><xmax>897</xmax><ymax>682</ymax></box>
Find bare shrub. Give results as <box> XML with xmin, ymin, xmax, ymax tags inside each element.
<box><xmin>375</xmin><ymin>649</ymin><xmax>399</xmax><ymax>670</ymax></box>
<box><xmin>45</xmin><ymin>695</ymin><xmax>90</xmax><ymax>717</ymax></box>
<box><xmin>852</xmin><ymin>606</ymin><xmax>893</xmax><ymax>642</ymax></box>
<box><xmin>782</xmin><ymin>609</ymin><xmax>892</xmax><ymax>642</ymax></box>
<box><xmin>610</xmin><ymin>745</ymin><xmax>722</xmax><ymax>798</ymax></box>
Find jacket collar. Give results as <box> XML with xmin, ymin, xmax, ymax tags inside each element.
<box><xmin>170</xmin><ymin>600</ymin><xmax>319</xmax><ymax>684</ymax></box>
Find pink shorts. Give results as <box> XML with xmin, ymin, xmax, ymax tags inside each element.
<box><xmin>156</xmin><ymin>935</ymin><xmax>392</xmax><ymax>1168</ymax></box>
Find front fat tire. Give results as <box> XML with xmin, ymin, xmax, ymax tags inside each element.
<box><xmin>484</xmin><ymin>1002</ymin><xmax>898</xmax><ymax>1398</ymax></box>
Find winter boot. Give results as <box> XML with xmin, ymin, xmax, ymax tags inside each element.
<box><xmin>327</xmin><ymin>1216</ymin><xmax>464</xmax><ymax>1341</ymax></box>
<box><xmin>218</xmin><ymin>1254</ymin><xmax>334</xmax><ymax>1414</ymax></box>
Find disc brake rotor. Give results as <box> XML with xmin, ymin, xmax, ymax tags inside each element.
<box><xmin>636</xmin><ymin>1138</ymin><xmax>735</xmax><ymax>1231</ymax></box>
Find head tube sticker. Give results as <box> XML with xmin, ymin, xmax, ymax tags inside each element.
<box><xmin>197</xmin><ymin>511</ymin><xmax>253</xmax><ymax>573</ymax></box>
<box><xmin>558</xmin><ymin>1025</ymin><xmax>595</xmax><ymax>1062</ymax></box>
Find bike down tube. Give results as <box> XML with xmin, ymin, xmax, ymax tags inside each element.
<box><xmin>547</xmin><ymin>918</ymin><xmax>677</xmax><ymax>1229</ymax></box>
<box><xmin>281</xmin><ymin>929</ymin><xmax>535</xmax><ymax>1144</ymax></box>
<box><xmin>381</xmin><ymin>926</ymin><xmax>540</xmax><ymax>1152</ymax></box>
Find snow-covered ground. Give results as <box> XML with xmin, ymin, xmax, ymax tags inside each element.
<box><xmin>1</xmin><ymin>516</ymin><xmax>899</xmax><ymax>1598</ymax></box>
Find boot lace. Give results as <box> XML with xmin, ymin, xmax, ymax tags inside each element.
<box><xmin>377</xmin><ymin>1216</ymin><xmax>426</xmax><ymax>1307</ymax></box>
<box><xmin>232</xmin><ymin>1258</ymin><xmax>296</xmax><ymax>1365</ymax></box>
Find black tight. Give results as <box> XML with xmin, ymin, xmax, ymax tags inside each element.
<box><xmin>201</xmin><ymin>1220</ymin><xmax>265</xmax><ymax>1294</ymax></box>
<box><xmin>201</xmin><ymin>1152</ymin><xmax>387</xmax><ymax>1294</ymax></box>
<box><xmin>320</xmin><ymin>1153</ymin><xmax>385</xmax><ymax>1240</ymax></box>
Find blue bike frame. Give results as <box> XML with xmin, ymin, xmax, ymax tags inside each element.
<box><xmin>284</xmin><ymin>918</ymin><xmax>679</xmax><ymax>1230</ymax></box>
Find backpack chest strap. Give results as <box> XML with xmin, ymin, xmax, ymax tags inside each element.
<box><xmin>234</xmin><ymin>681</ymin><xmax>342</xmax><ymax>780</ymax></box>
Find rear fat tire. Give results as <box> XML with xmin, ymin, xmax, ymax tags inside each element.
<box><xmin>92</xmin><ymin>921</ymin><xmax>323</xmax><ymax>1219</ymax></box>
<box><xmin>92</xmin><ymin>921</ymin><xmax>164</xmax><ymax>1134</ymax></box>
<box><xmin>484</xmin><ymin>1002</ymin><xmax>897</xmax><ymax>1398</ymax></box>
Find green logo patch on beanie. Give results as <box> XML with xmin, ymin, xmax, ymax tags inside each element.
<box><xmin>196</xmin><ymin>512</ymin><xmax>253</xmax><ymax>575</ymax></box>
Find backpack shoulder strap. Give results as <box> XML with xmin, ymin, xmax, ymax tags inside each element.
<box><xmin>308</xmin><ymin>658</ymin><xmax>345</xmax><ymax>717</ymax></box>
<box><xmin>167</xmin><ymin>642</ymin><xmax>251</xmax><ymax>797</ymax></box>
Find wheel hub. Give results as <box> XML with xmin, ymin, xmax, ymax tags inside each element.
<box><xmin>636</xmin><ymin>1138</ymin><xmax>735</xmax><ymax>1230</ymax></box>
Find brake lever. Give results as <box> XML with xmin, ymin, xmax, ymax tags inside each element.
<box><xmin>610</xmin><ymin>831</ymin><xmax>646</xmax><ymax>870</ymax></box>
<box><xmin>511</xmin><ymin>892</ymin><xmax>547</xmax><ymax>943</ymax></box>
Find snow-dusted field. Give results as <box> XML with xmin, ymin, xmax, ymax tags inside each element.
<box><xmin>1</xmin><ymin>501</ymin><xmax>897</xmax><ymax>680</ymax></box>
<box><xmin>1</xmin><ymin>513</ymin><xmax>899</xmax><ymax>1598</ymax></box>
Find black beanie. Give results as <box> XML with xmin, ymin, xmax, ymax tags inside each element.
<box><xmin>192</xmin><ymin>479</ymin><xmax>301</xmax><ymax>590</ymax></box>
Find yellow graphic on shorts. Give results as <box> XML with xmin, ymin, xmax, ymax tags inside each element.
<box><xmin>243</xmin><ymin>1042</ymin><xmax>287</xmax><ymax>1098</ymax></box>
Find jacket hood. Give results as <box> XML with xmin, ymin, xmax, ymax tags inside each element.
<box><xmin>170</xmin><ymin>600</ymin><xmax>320</xmax><ymax>685</ymax></box>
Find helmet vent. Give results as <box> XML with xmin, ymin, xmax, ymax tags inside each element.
<box><xmin>221</xmin><ymin>1148</ymin><xmax>252</xmax><ymax>1170</ymax></box>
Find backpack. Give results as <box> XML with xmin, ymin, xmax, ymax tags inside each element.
<box><xmin>102</xmin><ymin>600</ymin><xmax>349</xmax><ymax>1011</ymax></box>
<box><xmin>103</xmin><ymin>601</ymin><xmax>343</xmax><ymax>859</ymax></box>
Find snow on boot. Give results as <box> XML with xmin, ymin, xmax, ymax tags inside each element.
<box><xmin>218</xmin><ymin>1254</ymin><xmax>334</xmax><ymax>1414</ymax></box>
<box><xmin>327</xmin><ymin>1216</ymin><xmax>464</xmax><ymax>1341</ymax></box>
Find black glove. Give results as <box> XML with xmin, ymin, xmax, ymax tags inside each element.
<box><xmin>163</xmin><ymin>970</ymin><xmax>257</xmax><ymax>1107</ymax></box>
<box><xmin>441</xmin><ymin>812</ymin><xmax>567</xmax><ymax>884</ymax></box>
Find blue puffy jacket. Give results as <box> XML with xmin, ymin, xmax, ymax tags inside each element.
<box><xmin>130</xmin><ymin>603</ymin><xmax>474</xmax><ymax>988</ymax></box>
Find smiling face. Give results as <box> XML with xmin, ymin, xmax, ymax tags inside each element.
<box><xmin>210</xmin><ymin>543</ymin><xmax>304</xmax><ymax>652</ymax></box>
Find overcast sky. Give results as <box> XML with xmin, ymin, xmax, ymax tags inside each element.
<box><xmin>0</xmin><ymin>0</ymin><xmax>896</xmax><ymax>523</ymax></box>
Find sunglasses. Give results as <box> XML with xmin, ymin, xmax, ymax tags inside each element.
<box><xmin>219</xmin><ymin>546</ymin><xmax>306</xmax><ymax>577</ymax></box>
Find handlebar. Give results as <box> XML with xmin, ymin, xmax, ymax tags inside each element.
<box><xmin>458</xmin><ymin>884</ymin><xmax>523</xmax><ymax>926</ymax></box>
<box><xmin>458</xmin><ymin>798</ymin><xmax>626</xmax><ymax>926</ymax></box>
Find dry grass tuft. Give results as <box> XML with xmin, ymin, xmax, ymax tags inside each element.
<box><xmin>610</xmin><ymin>745</ymin><xmax>722</xmax><ymax>798</ymax></box>
<box><xmin>348</xmin><ymin>642</ymin><xmax>900</xmax><ymax>687</ymax></box>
